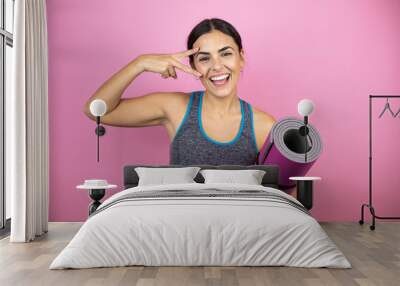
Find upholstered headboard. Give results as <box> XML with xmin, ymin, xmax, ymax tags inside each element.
<box><xmin>123</xmin><ymin>164</ymin><xmax>280</xmax><ymax>189</ymax></box>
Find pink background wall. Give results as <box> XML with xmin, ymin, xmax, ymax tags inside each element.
<box><xmin>46</xmin><ymin>0</ymin><xmax>400</xmax><ymax>222</ymax></box>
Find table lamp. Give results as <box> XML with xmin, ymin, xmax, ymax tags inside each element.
<box><xmin>89</xmin><ymin>99</ymin><xmax>107</xmax><ymax>162</ymax></box>
<box><xmin>297</xmin><ymin>99</ymin><xmax>314</xmax><ymax>163</ymax></box>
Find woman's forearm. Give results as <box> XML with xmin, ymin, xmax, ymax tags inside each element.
<box><xmin>83</xmin><ymin>56</ymin><xmax>145</xmax><ymax>117</ymax></box>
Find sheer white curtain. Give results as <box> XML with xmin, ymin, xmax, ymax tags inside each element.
<box><xmin>7</xmin><ymin>0</ymin><xmax>49</xmax><ymax>242</ymax></box>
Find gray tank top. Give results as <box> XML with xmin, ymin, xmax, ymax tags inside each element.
<box><xmin>170</xmin><ymin>90</ymin><xmax>259</xmax><ymax>165</ymax></box>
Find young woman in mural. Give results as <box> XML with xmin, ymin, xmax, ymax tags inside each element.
<box><xmin>83</xmin><ymin>18</ymin><xmax>275</xmax><ymax>165</ymax></box>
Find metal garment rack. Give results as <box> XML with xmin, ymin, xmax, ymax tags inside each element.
<box><xmin>359</xmin><ymin>95</ymin><xmax>400</xmax><ymax>230</ymax></box>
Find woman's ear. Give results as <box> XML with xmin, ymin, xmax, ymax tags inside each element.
<box><xmin>239</xmin><ymin>49</ymin><xmax>245</xmax><ymax>70</ymax></box>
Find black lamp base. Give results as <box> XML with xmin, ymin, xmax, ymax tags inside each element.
<box><xmin>296</xmin><ymin>181</ymin><xmax>313</xmax><ymax>210</ymax></box>
<box><xmin>88</xmin><ymin>189</ymin><xmax>105</xmax><ymax>215</ymax></box>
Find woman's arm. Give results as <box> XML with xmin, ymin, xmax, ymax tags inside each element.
<box><xmin>83</xmin><ymin>48</ymin><xmax>201</xmax><ymax>127</ymax></box>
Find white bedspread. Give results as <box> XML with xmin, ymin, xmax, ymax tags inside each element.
<box><xmin>49</xmin><ymin>183</ymin><xmax>351</xmax><ymax>269</ymax></box>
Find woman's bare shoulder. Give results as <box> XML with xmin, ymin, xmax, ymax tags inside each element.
<box><xmin>161</xmin><ymin>91</ymin><xmax>192</xmax><ymax>111</ymax></box>
<box><xmin>249</xmin><ymin>105</ymin><xmax>277</xmax><ymax>151</ymax></box>
<box><xmin>251</xmin><ymin>105</ymin><xmax>276</xmax><ymax>126</ymax></box>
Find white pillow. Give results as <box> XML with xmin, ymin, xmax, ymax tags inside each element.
<box><xmin>200</xmin><ymin>169</ymin><xmax>266</xmax><ymax>185</ymax></box>
<box><xmin>135</xmin><ymin>167</ymin><xmax>201</xmax><ymax>186</ymax></box>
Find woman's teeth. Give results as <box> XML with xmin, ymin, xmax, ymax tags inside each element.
<box><xmin>211</xmin><ymin>74</ymin><xmax>229</xmax><ymax>80</ymax></box>
<box><xmin>209</xmin><ymin>74</ymin><xmax>230</xmax><ymax>86</ymax></box>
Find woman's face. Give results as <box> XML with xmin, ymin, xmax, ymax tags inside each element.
<box><xmin>192</xmin><ymin>30</ymin><xmax>244</xmax><ymax>98</ymax></box>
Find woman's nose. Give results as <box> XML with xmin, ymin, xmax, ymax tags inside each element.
<box><xmin>211</xmin><ymin>57</ymin><xmax>224</xmax><ymax>70</ymax></box>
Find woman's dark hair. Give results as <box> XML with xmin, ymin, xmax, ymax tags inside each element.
<box><xmin>187</xmin><ymin>18</ymin><xmax>243</xmax><ymax>68</ymax></box>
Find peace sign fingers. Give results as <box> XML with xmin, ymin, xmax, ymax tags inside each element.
<box><xmin>174</xmin><ymin>47</ymin><xmax>200</xmax><ymax>60</ymax></box>
<box><xmin>169</xmin><ymin>58</ymin><xmax>202</xmax><ymax>77</ymax></box>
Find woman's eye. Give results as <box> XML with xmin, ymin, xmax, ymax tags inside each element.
<box><xmin>199</xmin><ymin>53</ymin><xmax>231</xmax><ymax>62</ymax></box>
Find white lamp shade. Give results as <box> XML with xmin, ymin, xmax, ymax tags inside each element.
<box><xmin>89</xmin><ymin>99</ymin><xmax>107</xmax><ymax>117</ymax></box>
<box><xmin>298</xmin><ymin>99</ymin><xmax>314</xmax><ymax>116</ymax></box>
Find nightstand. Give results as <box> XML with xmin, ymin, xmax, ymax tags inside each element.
<box><xmin>77</xmin><ymin>180</ymin><xmax>117</xmax><ymax>215</ymax></box>
<box><xmin>289</xmin><ymin>177</ymin><xmax>321</xmax><ymax>210</ymax></box>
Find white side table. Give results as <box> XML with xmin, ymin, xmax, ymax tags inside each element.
<box><xmin>77</xmin><ymin>182</ymin><xmax>117</xmax><ymax>215</ymax></box>
<box><xmin>289</xmin><ymin>177</ymin><xmax>321</xmax><ymax>210</ymax></box>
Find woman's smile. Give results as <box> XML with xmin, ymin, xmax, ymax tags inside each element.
<box><xmin>208</xmin><ymin>73</ymin><xmax>231</xmax><ymax>87</ymax></box>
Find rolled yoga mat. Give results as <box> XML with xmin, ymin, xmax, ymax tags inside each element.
<box><xmin>257</xmin><ymin>117</ymin><xmax>323</xmax><ymax>189</ymax></box>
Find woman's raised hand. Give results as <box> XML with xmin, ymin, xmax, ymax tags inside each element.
<box><xmin>137</xmin><ymin>47</ymin><xmax>202</xmax><ymax>79</ymax></box>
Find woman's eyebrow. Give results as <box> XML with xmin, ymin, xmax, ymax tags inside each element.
<box><xmin>196</xmin><ymin>46</ymin><xmax>234</xmax><ymax>57</ymax></box>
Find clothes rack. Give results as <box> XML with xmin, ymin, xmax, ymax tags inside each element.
<box><xmin>359</xmin><ymin>95</ymin><xmax>400</xmax><ymax>230</ymax></box>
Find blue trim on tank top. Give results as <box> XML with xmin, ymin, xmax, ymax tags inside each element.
<box><xmin>248</xmin><ymin>104</ymin><xmax>260</xmax><ymax>153</ymax></box>
<box><xmin>172</xmin><ymin>92</ymin><xmax>194</xmax><ymax>143</ymax></box>
<box><xmin>198</xmin><ymin>91</ymin><xmax>245</xmax><ymax>146</ymax></box>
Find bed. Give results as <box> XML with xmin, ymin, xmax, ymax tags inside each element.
<box><xmin>49</xmin><ymin>164</ymin><xmax>351</xmax><ymax>269</ymax></box>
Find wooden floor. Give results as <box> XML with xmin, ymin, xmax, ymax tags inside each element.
<box><xmin>0</xmin><ymin>222</ymin><xmax>399</xmax><ymax>286</ymax></box>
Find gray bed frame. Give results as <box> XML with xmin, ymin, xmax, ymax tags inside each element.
<box><xmin>123</xmin><ymin>164</ymin><xmax>280</xmax><ymax>189</ymax></box>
